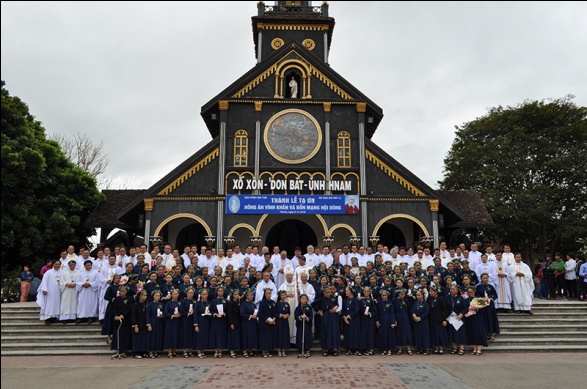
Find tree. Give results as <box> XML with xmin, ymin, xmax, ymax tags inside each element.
<box><xmin>1</xmin><ymin>81</ymin><xmax>105</xmax><ymax>271</ymax></box>
<box><xmin>49</xmin><ymin>132</ymin><xmax>114</xmax><ymax>189</ymax></box>
<box><xmin>440</xmin><ymin>96</ymin><xmax>587</xmax><ymax>260</ymax></box>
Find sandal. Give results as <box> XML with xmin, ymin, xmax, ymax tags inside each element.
<box><xmin>450</xmin><ymin>348</ymin><xmax>457</xmax><ymax>354</ymax></box>
<box><xmin>323</xmin><ymin>351</ymin><xmax>328</xmax><ymax>357</ymax></box>
<box><xmin>198</xmin><ymin>352</ymin><xmax>205</xmax><ymax>359</ymax></box>
<box><xmin>184</xmin><ymin>351</ymin><xmax>190</xmax><ymax>358</ymax></box>
<box><xmin>476</xmin><ymin>351</ymin><xmax>482</xmax><ymax>356</ymax></box>
<box><xmin>438</xmin><ymin>349</ymin><xmax>444</xmax><ymax>355</ymax></box>
<box><xmin>489</xmin><ymin>335</ymin><xmax>495</xmax><ymax>342</ymax></box>
<box><xmin>168</xmin><ymin>352</ymin><xmax>174</xmax><ymax>359</ymax></box>
<box><xmin>407</xmin><ymin>350</ymin><xmax>413</xmax><ymax>356</ymax></box>
<box><xmin>396</xmin><ymin>349</ymin><xmax>402</xmax><ymax>355</ymax></box>
<box><xmin>458</xmin><ymin>349</ymin><xmax>464</xmax><ymax>355</ymax></box>
<box><xmin>333</xmin><ymin>351</ymin><xmax>338</xmax><ymax>356</ymax></box>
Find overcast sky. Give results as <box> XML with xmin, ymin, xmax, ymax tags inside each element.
<box><xmin>2</xmin><ymin>1</ymin><xmax>586</xmax><ymax>191</ymax></box>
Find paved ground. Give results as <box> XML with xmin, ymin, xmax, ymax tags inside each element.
<box><xmin>1</xmin><ymin>353</ymin><xmax>585</xmax><ymax>389</ymax></box>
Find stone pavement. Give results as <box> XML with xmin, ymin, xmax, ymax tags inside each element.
<box><xmin>1</xmin><ymin>353</ymin><xmax>585</xmax><ymax>389</ymax></box>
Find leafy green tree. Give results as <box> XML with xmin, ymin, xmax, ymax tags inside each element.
<box><xmin>1</xmin><ymin>81</ymin><xmax>105</xmax><ymax>271</ymax></box>
<box><xmin>440</xmin><ymin>96</ymin><xmax>587</xmax><ymax>259</ymax></box>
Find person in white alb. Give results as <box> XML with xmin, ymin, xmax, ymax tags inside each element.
<box><xmin>494</xmin><ymin>251</ymin><xmax>512</xmax><ymax>312</ymax></box>
<box><xmin>254</xmin><ymin>272</ymin><xmax>277</xmax><ymax>307</ymax></box>
<box><xmin>507</xmin><ymin>253</ymin><xmax>534</xmax><ymax>314</ymax></box>
<box><xmin>318</xmin><ymin>246</ymin><xmax>334</xmax><ymax>268</ymax></box>
<box><xmin>220</xmin><ymin>248</ymin><xmax>241</xmax><ymax>274</ymax></box>
<box><xmin>273</xmin><ymin>250</ymin><xmax>293</xmax><ymax>288</ymax></box>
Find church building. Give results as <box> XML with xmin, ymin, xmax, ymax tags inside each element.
<box><xmin>86</xmin><ymin>2</ymin><xmax>494</xmax><ymax>254</ymax></box>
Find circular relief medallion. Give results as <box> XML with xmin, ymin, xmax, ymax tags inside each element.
<box><xmin>271</xmin><ymin>38</ymin><xmax>285</xmax><ymax>50</ymax></box>
<box><xmin>302</xmin><ymin>38</ymin><xmax>316</xmax><ymax>51</ymax></box>
<box><xmin>264</xmin><ymin>109</ymin><xmax>322</xmax><ymax>164</ymax></box>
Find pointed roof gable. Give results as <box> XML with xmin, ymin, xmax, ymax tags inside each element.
<box><xmin>201</xmin><ymin>39</ymin><xmax>384</xmax><ymax>138</ymax></box>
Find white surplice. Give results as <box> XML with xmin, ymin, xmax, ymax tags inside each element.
<box><xmin>76</xmin><ymin>269</ymin><xmax>100</xmax><ymax>319</ymax></box>
<box><xmin>59</xmin><ymin>269</ymin><xmax>79</xmax><ymax>320</ymax></box>
<box><xmin>507</xmin><ymin>261</ymin><xmax>534</xmax><ymax>310</ymax></box>
<box><xmin>36</xmin><ymin>268</ymin><xmax>62</xmax><ymax>320</ymax></box>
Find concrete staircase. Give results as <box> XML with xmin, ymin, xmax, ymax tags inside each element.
<box><xmin>490</xmin><ymin>299</ymin><xmax>587</xmax><ymax>352</ymax></box>
<box><xmin>1</xmin><ymin>302</ymin><xmax>111</xmax><ymax>356</ymax></box>
<box><xmin>2</xmin><ymin>300</ymin><xmax>586</xmax><ymax>356</ymax></box>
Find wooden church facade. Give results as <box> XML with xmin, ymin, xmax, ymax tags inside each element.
<box><xmin>88</xmin><ymin>2</ymin><xmax>493</xmax><ymax>254</ymax></box>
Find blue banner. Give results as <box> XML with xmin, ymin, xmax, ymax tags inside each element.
<box><xmin>226</xmin><ymin>195</ymin><xmax>360</xmax><ymax>215</ymax></box>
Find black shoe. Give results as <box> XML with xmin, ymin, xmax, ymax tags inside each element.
<box><xmin>527</xmin><ymin>311</ymin><xmax>533</xmax><ymax>315</ymax></box>
<box><xmin>74</xmin><ymin>319</ymin><xmax>82</xmax><ymax>324</ymax></box>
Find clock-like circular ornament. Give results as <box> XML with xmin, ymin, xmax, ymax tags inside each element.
<box><xmin>264</xmin><ymin>109</ymin><xmax>322</xmax><ymax>164</ymax></box>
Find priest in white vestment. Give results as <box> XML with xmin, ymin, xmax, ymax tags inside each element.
<box><xmin>278</xmin><ymin>271</ymin><xmax>297</xmax><ymax>345</ymax></box>
<box><xmin>99</xmin><ymin>256</ymin><xmax>122</xmax><ymax>320</ymax></box>
<box><xmin>254</xmin><ymin>272</ymin><xmax>277</xmax><ymax>307</ymax></box>
<box><xmin>36</xmin><ymin>261</ymin><xmax>63</xmax><ymax>323</ymax></box>
<box><xmin>273</xmin><ymin>251</ymin><xmax>293</xmax><ymax>288</ymax></box>
<box><xmin>494</xmin><ymin>252</ymin><xmax>512</xmax><ymax>311</ymax></box>
<box><xmin>294</xmin><ymin>256</ymin><xmax>311</xmax><ymax>285</ymax></box>
<box><xmin>507</xmin><ymin>253</ymin><xmax>534</xmax><ymax>314</ymax></box>
<box><xmin>60</xmin><ymin>260</ymin><xmax>79</xmax><ymax>321</ymax></box>
<box><xmin>474</xmin><ymin>254</ymin><xmax>498</xmax><ymax>289</ymax></box>
<box><xmin>76</xmin><ymin>260</ymin><xmax>100</xmax><ymax>322</ymax></box>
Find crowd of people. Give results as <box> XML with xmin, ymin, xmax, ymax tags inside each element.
<box><xmin>30</xmin><ymin>241</ymin><xmax>587</xmax><ymax>359</ymax></box>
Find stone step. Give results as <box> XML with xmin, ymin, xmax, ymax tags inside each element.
<box><xmin>0</xmin><ymin>349</ymin><xmax>114</xmax><ymax>357</ymax></box>
<box><xmin>479</xmin><ymin>344</ymin><xmax>587</xmax><ymax>352</ymax></box>
<box><xmin>0</xmin><ymin>310</ymin><xmax>41</xmax><ymax>315</ymax></box>
<box><xmin>2</xmin><ymin>324</ymin><xmax>102</xmax><ymax>338</ymax></box>
<box><xmin>0</xmin><ymin>320</ymin><xmax>102</xmax><ymax>330</ymax></box>
<box><xmin>492</xmin><ymin>337</ymin><xmax>585</xmax><ymax>345</ymax></box>
<box><xmin>0</xmin><ymin>342</ymin><xmax>108</xmax><ymax>350</ymax></box>
<box><xmin>1</xmin><ymin>335</ymin><xmax>106</xmax><ymax>343</ymax></box>
<box><xmin>498</xmin><ymin>331</ymin><xmax>586</xmax><ymax>337</ymax></box>
<box><xmin>495</xmin><ymin>318</ymin><xmax>586</xmax><ymax>324</ymax></box>
<box><xmin>497</xmin><ymin>312</ymin><xmax>587</xmax><ymax>317</ymax></box>
<box><xmin>499</xmin><ymin>324</ymin><xmax>587</xmax><ymax>332</ymax></box>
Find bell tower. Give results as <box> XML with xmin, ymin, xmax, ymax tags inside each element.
<box><xmin>252</xmin><ymin>1</ymin><xmax>335</xmax><ymax>64</ymax></box>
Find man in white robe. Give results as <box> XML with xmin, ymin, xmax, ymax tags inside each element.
<box><xmin>297</xmin><ymin>272</ymin><xmax>315</xmax><ymax>304</ymax></box>
<box><xmin>59</xmin><ymin>260</ymin><xmax>79</xmax><ymax>322</ymax></box>
<box><xmin>494</xmin><ymin>252</ymin><xmax>512</xmax><ymax>312</ymax></box>
<box><xmin>294</xmin><ymin>256</ymin><xmax>311</xmax><ymax>285</ymax></box>
<box><xmin>36</xmin><ymin>261</ymin><xmax>63</xmax><ymax>323</ymax></box>
<box><xmin>76</xmin><ymin>260</ymin><xmax>100</xmax><ymax>323</ymax></box>
<box><xmin>220</xmin><ymin>248</ymin><xmax>242</xmax><ymax>274</ymax></box>
<box><xmin>99</xmin><ymin>255</ymin><xmax>123</xmax><ymax>320</ymax></box>
<box><xmin>507</xmin><ymin>253</ymin><xmax>534</xmax><ymax>314</ymax></box>
<box><xmin>318</xmin><ymin>246</ymin><xmax>334</xmax><ymax>268</ymax></box>
<box><xmin>92</xmin><ymin>249</ymin><xmax>107</xmax><ymax>273</ymax></box>
<box><xmin>278</xmin><ymin>271</ymin><xmax>297</xmax><ymax>345</ymax></box>
<box><xmin>254</xmin><ymin>272</ymin><xmax>277</xmax><ymax>307</ymax></box>
<box><xmin>468</xmin><ymin>244</ymin><xmax>482</xmax><ymax>271</ymax></box>
<box><xmin>273</xmin><ymin>250</ymin><xmax>293</xmax><ymax>288</ymax></box>
<box><xmin>502</xmin><ymin>245</ymin><xmax>515</xmax><ymax>266</ymax></box>
<box><xmin>304</xmin><ymin>245</ymin><xmax>318</xmax><ymax>268</ymax></box>
<box><xmin>475</xmin><ymin>254</ymin><xmax>498</xmax><ymax>289</ymax></box>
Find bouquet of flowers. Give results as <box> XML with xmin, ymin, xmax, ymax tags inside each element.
<box><xmin>120</xmin><ymin>275</ymin><xmax>129</xmax><ymax>285</ymax></box>
<box><xmin>470</xmin><ymin>297</ymin><xmax>490</xmax><ymax>309</ymax></box>
<box><xmin>136</xmin><ymin>281</ymin><xmax>145</xmax><ymax>292</ymax></box>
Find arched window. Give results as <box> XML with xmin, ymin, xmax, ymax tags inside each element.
<box><xmin>234</xmin><ymin>129</ymin><xmax>248</xmax><ymax>167</ymax></box>
<box><xmin>337</xmin><ymin>131</ymin><xmax>351</xmax><ymax>167</ymax></box>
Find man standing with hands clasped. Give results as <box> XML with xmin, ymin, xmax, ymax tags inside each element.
<box><xmin>507</xmin><ymin>253</ymin><xmax>534</xmax><ymax>314</ymax></box>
